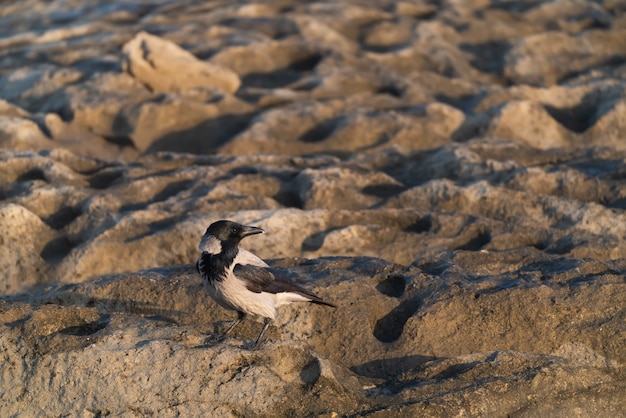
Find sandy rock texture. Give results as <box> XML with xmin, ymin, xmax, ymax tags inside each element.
<box><xmin>1</xmin><ymin>0</ymin><xmax>626</xmax><ymax>416</ymax></box>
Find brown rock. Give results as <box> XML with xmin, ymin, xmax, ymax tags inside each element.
<box><xmin>585</xmin><ymin>98</ymin><xmax>626</xmax><ymax>149</ymax></box>
<box><xmin>1</xmin><ymin>254</ymin><xmax>624</xmax><ymax>416</ymax></box>
<box><xmin>505</xmin><ymin>29</ymin><xmax>626</xmax><ymax>86</ymax></box>
<box><xmin>0</xmin><ymin>116</ymin><xmax>52</xmax><ymax>150</ymax></box>
<box><xmin>1</xmin><ymin>1</ymin><xmax>626</xmax><ymax>415</ymax></box>
<box><xmin>0</xmin><ymin>99</ymin><xmax>29</xmax><ymax>118</ymax></box>
<box><xmin>0</xmin><ymin>66</ymin><xmax>84</xmax><ymax>110</ymax></box>
<box><xmin>0</xmin><ymin>204</ymin><xmax>53</xmax><ymax>294</ymax></box>
<box><xmin>38</xmin><ymin>71</ymin><xmax>151</xmax><ymax>142</ymax></box>
<box><xmin>122</xmin><ymin>31</ymin><xmax>241</xmax><ymax>94</ymax></box>
<box><xmin>486</xmin><ymin>100</ymin><xmax>573</xmax><ymax>149</ymax></box>
<box><xmin>295</xmin><ymin>167</ymin><xmax>403</xmax><ymax>210</ymax></box>
<box><xmin>42</xmin><ymin>113</ymin><xmax>139</xmax><ymax>160</ymax></box>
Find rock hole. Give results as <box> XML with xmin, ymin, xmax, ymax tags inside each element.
<box><xmin>40</xmin><ymin>236</ymin><xmax>74</xmax><ymax>264</ymax></box>
<box><xmin>299</xmin><ymin>118</ymin><xmax>340</xmax><ymax>143</ymax></box>
<box><xmin>89</xmin><ymin>168</ymin><xmax>125</xmax><ymax>189</ymax></box>
<box><xmin>361</xmin><ymin>43</ymin><xmax>410</xmax><ymax>53</ymax></box>
<box><xmin>58</xmin><ymin>106</ymin><xmax>75</xmax><ymax>122</ymax></box>
<box><xmin>546</xmin><ymin>236</ymin><xmax>577</xmax><ymax>255</ymax></box>
<box><xmin>376</xmin><ymin>85</ymin><xmax>403</xmax><ymax>98</ymax></box>
<box><xmin>151</xmin><ymin>179</ymin><xmax>193</xmax><ymax>203</ymax></box>
<box><xmin>544</xmin><ymin>103</ymin><xmax>598</xmax><ymax>134</ymax></box>
<box><xmin>373</xmin><ymin>298</ymin><xmax>420</xmax><ymax>343</ymax></box>
<box><xmin>456</xmin><ymin>230</ymin><xmax>491</xmax><ymax>251</ymax></box>
<box><xmin>42</xmin><ymin>206</ymin><xmax>82</xmax><ymax>229</ymax></box>
<box><xmin>604</xmin><ymin>196</ymin><xmax>626</xmax><ymax>210</ymax></box>
<box><xmin>405</xmin><ymin>216</ymin><xmax>432</xmax><ymax>233</ymax></box>
<box><xmin>58</xmin><ymin>315</ymin><xmax>109</xmax><ymax>336</ymax></box>
<box><xmin>240</xmin><ymin>54</ymin><xmax>321</xmax><ymax>89</ymax></box>
<box><xmin>241</xmin><ymin>69</ymin><xmax>302</xmax><ymax>89</ymax></box>
<box><xmin>289</xmin><ymin>53</ymin><xmax>323</xmax><ymax>72</ymax></box>
<box><xmin>376</xmin><ymin>275</ymin><xmax>406</xmax><ymax>298</ymax></box>
<box><xmin>435</xmin><ymin>92</ymin><xmax>486</xmax><ymax>113</ymax></box>
<box><xmin>361</xmin><ymin>184</ymin><xmax>405</xmax><ymax>198</ymax></box>
<box><xmin>491</xmin><ymin>0</ymin><xmax>542</xmax><ymax>13</ymax></box>
<box><xmin>18</xmin><ymin>168</ymin><xmax>47</xmax><ymax>182</ymax></box>
<box><xmin>134</xmin><ymin>340</ymin><xmax>151</xmax><ymax>349</ymax></box>
<box><xmin>432</xmin><ymin>361</ymin><xmax>481</xmax><ymax>380</ymax></box>
<box><xmin>119</xmin><ymin>179</ymin><xmax>192</xmax><ymax>211</ymax></box>
<box><xmin>301</xmin><ymin>228</ymin><xmax>342</xmax><ymax>252</ymax></box>
<box><xmin>460</xmin><ymin>40</ymin><xmax>511</xmax><ymax>75</ymax></box>
<box><xmin>273</xmin><ymin>189</ymin><xmax>303</xmax><ymax>208</ymax></box>
<box><xmin>350</xmin><ymin>354</ymin><xmax>436</xmax><ymax>380</ymax></box>
<box><xmin>300</xmin><ymin>358</ymin><xmax>321</xmax><ymax>387</ymax></box>
<box><xmin>102</xmin><ymin>134</ymin><xmax>135</xmax><ymax>147</ymax></box>
<box><xmin>557</xmin><ymin>56</ymin><xmax>626</xmax><ymax>85</ymax></box>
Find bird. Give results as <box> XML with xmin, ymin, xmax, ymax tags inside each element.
<box><xmin>196</xmin><ymin>220</ymin><xmax>336</xmax><ymax>348</ymax></box>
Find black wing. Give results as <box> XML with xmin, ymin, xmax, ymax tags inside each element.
<box><xmin>233</xmin><ymin>264</ymin><xmax>336</xmax><ymax>307</ymax></box>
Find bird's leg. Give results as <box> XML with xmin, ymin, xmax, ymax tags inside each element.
<box><xmin>246</xmin><ymin>317</ymin><xmax>272</xmax><ymax>350</ymax></box>
<box><xmin>223</xmin><ymin>311</ymin><xmax>246</xmax><ymax>336</ymax></box>
<box><xmin>204</xmin><ymin>311</ymin><xmax>245</xmax><ymax>346</ymax></box>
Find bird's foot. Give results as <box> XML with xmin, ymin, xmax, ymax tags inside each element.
<box><xmin>241</xmin><ymin>338</ymin><xmax>269</xmax><ymax>351</ymax></box>
<box><xmin>241</xmin><ymin>317</ymin><xmax>273</xmax><ymax>350</ymax></box>
<box><xmin>203</xmin><ymin>333</ymin><xmax>226</xmax><ymax>346</ymax></box>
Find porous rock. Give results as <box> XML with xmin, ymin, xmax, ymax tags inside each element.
<box><xmin>1</xmin><ymin>0</ymin><xmax>626</xmax><ymax>416</ymax></box>
<box><xmin>1</xmin><ymin>254</ymin><xmax>624</xmax><ymax>416</ymax></box>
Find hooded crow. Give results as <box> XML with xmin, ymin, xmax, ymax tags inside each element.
<box><xmin>196</xmin><ymin>220</ymin><xmax>336</xmax><ymax>348</ymax></box>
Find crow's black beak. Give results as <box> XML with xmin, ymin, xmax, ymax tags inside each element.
<box><xmin>241</xmin><ymin>225</ymin><xmax>264</xmax><ymax>237</ymax></box>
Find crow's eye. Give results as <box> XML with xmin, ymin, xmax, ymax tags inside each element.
<box><xmin>231</xmin><ymin>228</ymin><xmax>238</xmax><ymax>234</ymax></box>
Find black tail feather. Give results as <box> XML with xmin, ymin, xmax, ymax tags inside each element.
<box><xmin>306</xmin><ymin>294</ymin><xmax>337</xmax><ymax>308</ymax></box>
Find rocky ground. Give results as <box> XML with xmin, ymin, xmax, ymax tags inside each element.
<box><xmin>1</xmin><ymin>0</ymin><xmax>625</xmax><ymax>416</ymax></box>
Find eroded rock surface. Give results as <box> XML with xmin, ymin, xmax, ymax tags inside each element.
<box><xmin>1</xmin><ymin>257</ymin><xmax>624</xmax><ymax>416</ymax></box>
<box><xmin>1</xmin><ymin>0</ymin><xmax>626</xmax><ymax>416</ymax></box>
